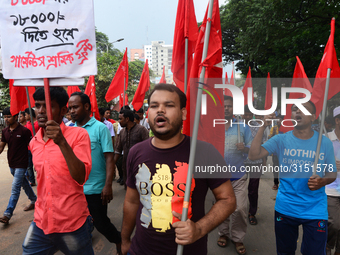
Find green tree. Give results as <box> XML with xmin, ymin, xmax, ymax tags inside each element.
<box><xmin>0</xmin><ymin>73</ymin><xmax>10</xmax><ymax>110</ymax></box>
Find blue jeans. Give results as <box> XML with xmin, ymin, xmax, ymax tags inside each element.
<box><xmin>22</xmin><ymin>216</ymin><xmax>94</xmax><ymax>255</ymax></box>
<box><xmin>26</xmin><ymin>151</ymin><xmax>36</xmax><ymax>184</ymax></box>
<box><xmin>4</xmin><ymin>168</ymin><xmax>37</xmax><ymax>219</ymax></box>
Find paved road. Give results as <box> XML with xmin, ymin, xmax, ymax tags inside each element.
<box><xmin>0</xmin><ymin>150</ymin><xmax>307</xmax><ymax>255</ymax></box>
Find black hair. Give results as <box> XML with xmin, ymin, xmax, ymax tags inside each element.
<box><xmin>224</xmin><ymin>95</ymin><xmax>233</xmax><ymax>102</ymax></box>
<box><xmin>99</xmin><ymin>107</ymin><xmax>105</xmax><ymax>116</ymax></box>
<box><xmin>70</xmin><ymin>92</ymin><xmax>91</xmax><ymax>111</ymax></box>
<box><xmin>120</xmin><ymin>105</ymin><xmax>131</xmax><ymax>111</ymax></box>
<box><xmin>33</xmin><ymin>87</ymin><xmax>69</xmax><ymax>109</ymax></box>
<box><xmin>24</xmin><ymin>107</ymin><xmax>36</xmax><ymax>118</ymax></box>
<box><xmin>3</xmin><ymin>107</ymin><xmax>11</xmax><ymax>116</ymax></box>
<box><xmin>137</xmin><ymin>108</ymin><xmax>143</xmax><ymax>114</ymax></box>
<box><xmin>277</xmin><ymin>115</ymin><xmax>283</xmax><ymax>120</ymax></box>
<box><xmin>148</xmin><ymin>83</ymin><xmax>186</xmax><ymax>109</ymax></box>
<box><xmin>290</xmin><ymin>100</ymin><xmax>316</xmax><ymax>114</ymax></box>
<box><xmin>134</xmin><ymin>113</ymin><xmax>140</xmax><ymax>121</ymax></box>
<box><xmin>325</xmin><ymin>115</ymin><xmax>334</xmax><ymax>125</ymax></box>
<box><xmin>244</xmin><ymin>105</ymin><xmax>251</xmax><ymax>113</ymax></box>
<box><xmin>119</xmin><ymin>109</ymin><xmax>134</xmax><ymax>122</ymax></box>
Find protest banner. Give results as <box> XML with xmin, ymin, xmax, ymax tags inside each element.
<box><xmin>0</xmin><ymin>0</ymin><xmax>97</xmax><ymax>80</ymax></box>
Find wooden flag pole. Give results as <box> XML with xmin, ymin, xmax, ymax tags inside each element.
<box><xmin>25</xmin><ymin>86</ymin><xmax>36</xmax><ymax>136</ymax></box>
<box><xmin>43</xmin><ymin>78</ymin><xmax>53</xmax><ymax>120</ymax></box>
<box><xmin>313</xmin><ymin>68</ymin><xmax>331</xmax><ymax>174</ymax></box>
<box><xmin>176</xmin><ymin>0</ymin><xmax>215</xmax><ymax>254</ymax></box>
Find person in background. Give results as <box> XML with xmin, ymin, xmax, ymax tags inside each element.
<box><xmin>0</xmin><ymin>107</ymin><xmax>36</xmax><ymax>224</ymax></box>
<box><xmin>104</xmin><ymin>107</ymin><xmax>116</xmax><ymax>124</ymax></box>
<box><xmin>69</xmin><ymin>92</ymin><xmax>122</xmax><ymax>255</ymax></box>
<box><xmin>135</xmin><ymin>108</ymin><xmax>150</xmax><ymax>130</ymax></box>
<box><xmin>19</xmin><ymin>111</ymin><xmax>27</xmax><ymax>126</ymax></box>
<box><xmin>99</xmin><ymin>107</ymin><xmax>115</xmax><ymax>148</ymax></box>
<box><xmin>326</xmin><ymin>106</ymin><xmax>340</xmax><ymax>255</ymax></box>
<box><xmin>134</xmin><ymin>114</ymin><xmax>140</xmax><ymax>125</ymax></box>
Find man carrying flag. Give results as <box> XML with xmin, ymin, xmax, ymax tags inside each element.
<box><xmin>121</xmin><ymin>84</ymin><xmax>236</xmax><ymax>255</ymax></box>
<box><xmin>249</xmin><ymin>101</ymin><xmax>336</xmax><ymax>255</ymax></box>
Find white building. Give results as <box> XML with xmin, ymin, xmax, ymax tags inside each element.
<box><xmin>144</xmin><ymin>41</ymin><xmax>173</xmax><ymax>84</ymax></box>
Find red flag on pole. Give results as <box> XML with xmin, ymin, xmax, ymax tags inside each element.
<box><xmin>67</xmin><ymin>86</ymin><xmax>81</xmax><ymax>98</ymax></box>
<box><xmin>132</xmin><ymin>59</ymin><xmax>150</xmax><ymax>111</ymax></box>
<box><xmin>230</xmin><ymin>66</ymin><xmax>235</xmax><ymax>85</ymax></box>
<box><xmin>242</xmin><ymin>67</ymin><xmax>253</xmax><ymax>106</ymax></box>
<box><xmin>224</xmin><ymin>71</ymin><xmax>233</xmax><ymax>97</ymax></box>
<box><xmin>183</xmin><ymin>0</ymin><xmax>224</xmax><ymax>155</ymax></box>
<box><xmin>84</xmin><ymin>75</ymin><xmax>100</xmax><ymax>120</ymax></box>
<box><xmin>105</xmin><ymin>48</ymin><xmax>129</xmax><ymax>102</ymax></box>
<box><xmin>311</xmin><ymin>19</ymin><xmax>340</xmax><ymax>118</ymax></box>
<box><xmin>159</xmin><ymin>66</ymin><xmax>167</xmax><ymax>83</ymax></box>
<box><xmin>171</xmin><ymin>0</ymin><xmax>198</xmax><ymax>92</ymax></box>
<box><xmin>280</xmin><ymin>56</ymin><xmax>313</xmax><ymax>133</ymax></box>
<box><xmin>10</xmin><ymin>80</ymin><xmax>35</xmax><ymax>116</ymax></box>
<box><xmin>119</xmin><ymin>93</ymin><xmax>128</xmax><ymax>109</ymax></box>
<box><xmin>264</xmin><ymin>73</ymin><xmax>272</xmax><ymax>110</ymax></box>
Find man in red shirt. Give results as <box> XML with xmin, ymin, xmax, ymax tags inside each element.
<box><xmin>22</xmin><ymin>87</ymin><xmax>94</xmax><ymax>255</ymax></box>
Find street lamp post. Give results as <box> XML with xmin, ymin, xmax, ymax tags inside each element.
<box><xmin>97</xmin><ymin>38</ymin><xmax>124</xmax><ymax>53</ymax></box>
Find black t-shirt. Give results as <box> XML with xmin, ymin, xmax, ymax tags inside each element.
<box><xmin>126</xmin><ymin>135</ymin><xmax>230</xmax><ymax>255</ymax></box>
<box><xmin>1</xmin><ymin>124</ymin><xmax>31</xmax><ymax>168</ymax></box>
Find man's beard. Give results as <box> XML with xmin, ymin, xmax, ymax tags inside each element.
<box><xmin>150</xmin><ymin>115</ymin><xmax>183</xmax><ymax>141</ymax></box>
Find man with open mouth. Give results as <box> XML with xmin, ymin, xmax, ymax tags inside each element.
<box><xmin>249</xmin><ymin>100</ymin><xmax>337</xmax><ymax>255</ymax></box>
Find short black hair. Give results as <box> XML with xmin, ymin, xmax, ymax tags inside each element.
<box><xmin>136</xmin><ymin>108</ymin><xmax>143</xmax><ymax>114</ymax></box>
<box><xmin>291</xmin><ymin>100</ymin><xmax>316</xmax><ymax>114</ymax></box>
<box><xmin>24</xmin><ymin>107</ymin><xmax>36</xmax><ymax>118</ymax></box>
<box><xmin>244</xmin><ymin>105</ymin><xmax>251</xmax><ymax>113</ymax></box>
<box><xmin>148</xmin><ymin>84</ymin><xmax>186</xmax><ymax>109</ymax></box>
<box><xmin>224</xmin><ymin>95</ymin><xmax>233</xmax><ymax>102</ymax></box>
<box><xmin>119</xmin><ymin>109</ymin><xmax>134</xmax><ymax>122</ymax></box>
<box><xmin>99</xmin><ymin>107</ymin><xmax>105</xmax><ymax>116</ymax></box>
<box><xmin>3</xmin><ymin>107</ymin><xmax>11</xmax><ymax>116</ymax></box>
<box><xmin>33</xmin><ymin>87</ymin><xmax>69</xmax><ymax>109</ymax></box>
<box><xmin>134</xmin><ymin>113</ymin><xmax>140</xmax><ymax>121</ymax></box>
<box><xmin>104</xmin><ymin>107</ymin><xmax>110</xmax><ymax>112</ymax></box>
<box><xmin>70</xmin><ymin>92</ymin><xmax>91</xmax><ymax>111</ymax></box>
<box><xmin>120</xmin><ymin>105</ymin><xmax>131</xmax><ymax>111</ymax></box>
<box><xmin>277</xmin><ymin>115</ymin><xmax>283</xmax><ymax>120</ymax></box>
<box><xmin>325</xmin><ymin>115</ymin><xmax>334</xmax><ymax>125</ymax></box>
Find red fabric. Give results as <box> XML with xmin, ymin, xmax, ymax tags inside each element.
<box><xmin>280</xmin><ymin>56</ymin><xmax>313</xmax><ymax>133</ymax></box>
<box><xmin>30</xmin><ymin>123</ymin><xmax>91</xmax><ymax>234</ymax></box>
<box><xmin>224</xmin><ymin>71</ymin><xmax>233</xmax><ymax>97</ymax></box>
<box><xmin>10</xmin><ymin>80</ymin><xmax>36</xmax><ymax>116</ymax></box>
<box><xmin>132</xmin><ymin>60</ymin><xmax>150</xmax><ymax>111</ymax></box>
<box><xmin>230</xmin><ymin>66</ymin><xmax>235</xmax><ymax>85</ymax></box>
<box><xmin>264</xmin><ymin>73</ymin><xmax>272</xmax><ymax>110</ymax></box>
<box><xmin>171</xmin><ymin>0</ymin><xmax>198</xmax><ymax>92</ymax></box>
<box><xmin>84</xmin><ymin>75</ymin><xmax>100</xmax><ymax>120</ymax></box>
<box><xmin>311</xmin><ymin>18</ymin><xmax>340</xmax><ymax>118</ymax></box>
<box><xmin>159</xmin><ymin>66</ymin><xmax>167</xmax><ymax>83</ymax></box>
<box><xmin>105</xmin><ymin>48</ymin><xmax>129</xmax><ymax>102</ymax></box>
<box><xmin>242</xmin><ymin>67</ymin><xmax>253</xmax><ymax>106</ymax></box>
<box><xmin>119</xmin><ymin>93</ymin><xmax>128</xmax><ymax>109</ymax></box>
<box><xmin>67</xmin><ymin>86</ymin><xmax>81</xmax><ymax>98</ymax></box>
<box><xmin>183</xmin><ymin>0</ymin><xmax>224</xmax><ymax>155</ymax></box>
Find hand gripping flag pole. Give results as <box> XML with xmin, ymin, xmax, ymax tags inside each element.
<box><xmin>176</xmin><ymin>0</ymin><xmax>215</xmax><ymax>254</ymax></box>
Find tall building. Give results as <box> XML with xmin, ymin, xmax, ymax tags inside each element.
<box><xmin>130</xmin><ymin>49</ymin><xmax>145</xmax><ymax>62</ymax></box>
<box><xmin>144</xmin><ymin>41</ymin><xmax>173</xmax><ymax>84</ymax></box>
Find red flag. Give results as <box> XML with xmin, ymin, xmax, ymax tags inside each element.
<box><xmin>159</xmin><ymin>66</ymin><xmax>167</xmax><ymax>83</ymax></box>
<box><xmin>171</xmin><ymin>0</ymin><xmax>198</xmax><ymax>92</ymax></box>
<box><xmin>67</xmin><ymin>86</ymin><xmax>81</xmax><ymax>98</ymax></box>
<box><xmin>311</xmin><ymin>18</ymin><xmax>340</xmax><ymax>118</ymax></box>
<box><xmin>105</xmin><ymin>48</ymin><xmax>129</xmax><ymax>102</ymax></box>
<box><xmin>224</xmin><ymin>71</ymin><xmax>233</xmax><ymax>97</ymax></box>
<box><xmin>132</xmin><ymin>59</ymin><xmax>150</xmax><ymax>111</ymax></box>
<box><xmin>84</xmin><ymin>75</ymin><xmax>100</xmax><ymax>121</ymax></box>
<box><xmin>119</xmin><ymin>93</ymin><xmax>128</xmax><ymax>109</ymax></box>
<box><xmin>280</xmin><ymin>56</ymin><xmax>313</xmax><ymax>133</ymax></box>
<box><xmin>230</xmin><ymin>68</ymin><xmax>235</xmax><ymax>85</ymax></box>
<box><xmin>183</xmin><ymin>0</ymin><xmax>224</xmax><ymax>155</ymax></box>
<box><xmin>264</xmin><ymin>73</ymin><xmax>272</xmax><ymax>110</ymax></box>
<box><xmin>10</xmin><ymin>80</ymin><xmax>35</xmax><ymax>116</ymax></box>
<box><xmin>242</xmin><ymin>67</ymin><xmax>253</xmax><ymax>106</ymax></box>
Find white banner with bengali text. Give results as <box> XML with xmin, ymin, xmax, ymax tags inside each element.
<box><xmin>0</xmin><ymin>0</ymin><xmax>97</xmax><ymax>79</ymax></box>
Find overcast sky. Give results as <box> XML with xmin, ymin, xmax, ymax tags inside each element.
<box><xmin>93</xmin><ymin>0</ymin><xmax>233</xmax><ymax>74</ymax></box>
